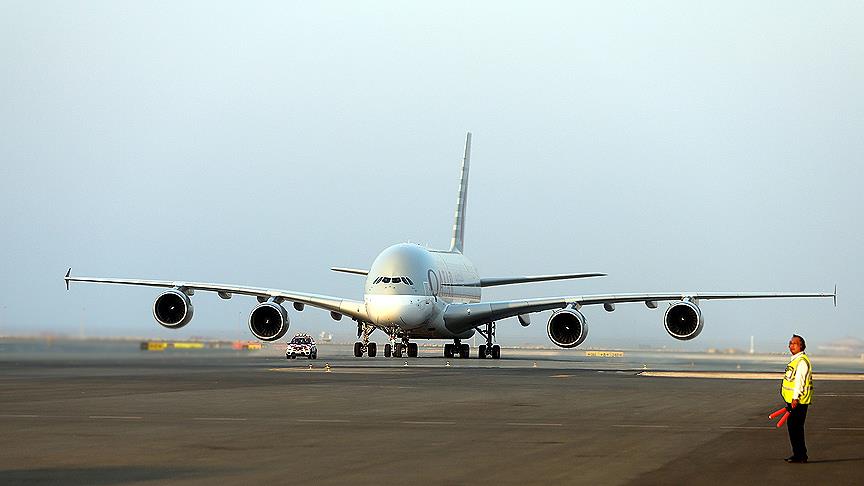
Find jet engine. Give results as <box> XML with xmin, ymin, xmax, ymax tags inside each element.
<box><xmin>248</xmin><ymin>302</ymin><xmax>290</xmax><ymax>341</ymax></box>
<box><xmin>547</xmin><ymin>309</ymin><xmax>589</xmax><ymax>348</ymax></box>
<box><xmin>663</xmin><ymin>300</ymin><xmax>704</xmax><ymax>340</ymax></box>
<box><xmin>153</xmin><ymin>289</ymin><xmax>194</xmax><ymax>329</ymax></box>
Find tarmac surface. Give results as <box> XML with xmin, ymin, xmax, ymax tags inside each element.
<box><xmin>1</xmin><ymin>342</ymin><xmax>863</xmax><ymax>485</ymax></box>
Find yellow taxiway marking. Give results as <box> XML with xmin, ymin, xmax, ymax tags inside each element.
<box><xmin>639</xmin><ymin>371</ymin><xmax>864</xmax><ymax>381</ymax></box>
<box><xmin>269</xmin><ymin>367</ymin><xmax>415</xmax><ymax>374</ymax></box>
<box><xmin>549</xmin><ymin>374</ymin><xmax>573</xmax><ymax>378</ymax></box>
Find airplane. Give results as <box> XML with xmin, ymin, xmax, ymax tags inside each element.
<box><xmin>64</xmin><ymin>133</ymin><xmax>835</xmax><ymax>359</ymax></box>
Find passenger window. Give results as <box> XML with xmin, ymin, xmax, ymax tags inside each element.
<box><xmin>382</xmin><ymin>277</ymin><xmax>391</xmax><ymax>283</ymax></box>
<box><xmin>391</xmin><ymin>277</ymin><xmax>401</xmax><ymax>284</ymax></box>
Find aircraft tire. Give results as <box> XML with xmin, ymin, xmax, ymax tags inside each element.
<box><xmin>368</xmin><ymin>342</ymin><xmax>377</xmax><ymax>357</ymax></box>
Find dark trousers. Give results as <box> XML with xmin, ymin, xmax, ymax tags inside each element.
<box><xmin>786</xmin><ymin>403</ymin><xmax>808</xmax><ymax>459</ymax></box>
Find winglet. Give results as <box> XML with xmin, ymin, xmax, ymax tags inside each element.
<box><xmin>65</xmin><ymin>267</ymin><xmax>71</xmax><ymax>291</ymax></box>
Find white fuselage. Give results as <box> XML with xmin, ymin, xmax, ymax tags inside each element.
<box><xmin>363</xmin><ymin>243</ymin><xmax>480</xmax><ymax>339</ymax></box>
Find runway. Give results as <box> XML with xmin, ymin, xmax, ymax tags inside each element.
<box><xmin>1</xmin><ymin>341</ymin><xmax>863</xmax><ymax>485</ymax></box>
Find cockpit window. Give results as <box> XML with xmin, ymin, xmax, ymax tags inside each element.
<box><xmin>373</xmin><ymin>276</ymin><xmax>415</xmax><ymax>285</ymax></box>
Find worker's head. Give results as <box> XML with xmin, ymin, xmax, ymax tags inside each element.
<box><xmin>789</xmin><ymin>334</ymin><xmax>806</xmax><ymax>354</ymax></box>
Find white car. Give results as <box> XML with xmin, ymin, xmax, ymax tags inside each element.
<box><xmin>285</xmin><ymin>334</ymin><xmax>317</xmax><ymax>359</ymax></box>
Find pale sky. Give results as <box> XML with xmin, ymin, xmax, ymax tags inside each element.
<box><xmin>1</xmin><ymin>1</ymin><xmax>861</xmax><ymax>352</ymax></box>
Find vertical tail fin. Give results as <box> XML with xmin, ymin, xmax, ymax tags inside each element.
<box><xmin>449</xmin><ymin>132</ymin><xmax>471</xmax><ymax>253</ymax></box>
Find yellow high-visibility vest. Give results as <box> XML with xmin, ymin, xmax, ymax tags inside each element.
<box><xmin>781</xmin><ymin>353</ymin><xmax>813</xmax><ymax>404</ymax></box>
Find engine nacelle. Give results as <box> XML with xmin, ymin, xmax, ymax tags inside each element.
<box><xmin>153</xmin><ymin>289</ymin><xmax>194</xmax><ymax>329</ymax></box>
<box><xmin>663</xmin><ymin>300</ymin><xmax>704</xmax><ymax>340</ymax></box>
<box><xmin>248</xmin><ymin>302</ymin><xmax>290</xmax><ymax>341</ymax></box>
<box><xmin>547</xmin><ymin>309</ymin><xmax>589</xmax><ymax>348</ymax></box>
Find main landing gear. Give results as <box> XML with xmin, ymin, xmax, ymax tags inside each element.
<box><xmin>476</xmin><ymin>322</ymin><xmax>501</xmax><ymax>359</ymax></box>
<box><xmin>353</xmin><ymin>322</ymin><xmax>378</xmax><ymax>357</ymax></box>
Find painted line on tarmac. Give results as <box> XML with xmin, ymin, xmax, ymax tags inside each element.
<box><xmin>193</xmin><ymin>417</ymin><xmax>248</xmax><ymax>421</ymax></box>
<box><xmin>89</xmin><ymin>415</ymin><xmax>142</xmax><ymax>420</ymax></box>
<box><xmin>640</xmin><ymin>371</ymin><xmax>864</xmax><ymax>381</ymax></box>
<box><xmin>549</xmin><ymin>374</ymin><xmax>573</xmax><ymax>378</ymax></box>
<box><xmin>720</xmin><ymin>426</ymin><xmax>771</xmax><ymax>430</ymax></box>
<box><xmin>613</xmin><ymin>424</ymin><xmax>670</xmax><ymax>429</ymax></box>
<box><xmin>828</xmin><ymin>427</ymin><xmax>864</xmax><ymax>431</ymax></box>
<box><xmin>506</xmin><ymin>422</ymin><xmax>563</xmax><ymax>427</ymax></box>
<box><xmin>402</xmin><ymin>421</ymin><xmax>456</xmax><ymax>425</ymax></box>
<box><xmin>296</xmin><ymin>418</ymin><xmax>350</xmax><ymax>423</ymax></box>
<box><xmin>822</xmin><ymin>393</ymin><xmax>864</xmax><ymax>397</ymax></box>
<box><xmin>0</xmin><ymin>414</ymin><xmax>40</xmax><ymax>418</ymax></box>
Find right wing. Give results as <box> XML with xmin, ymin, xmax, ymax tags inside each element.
<box><xmin>64</xmin><ymin>269</ymin><xmax>368</xmax><ymax>321</ymax></box>
<box><xmin>480</xmin><ymin>272</ymin><xmax>606</xmax><ymax>287</ymax></box>
<box><xmin>443</xmin><ymin>290</ymin><xmax>835</xmax><ymax>333</ymax></box>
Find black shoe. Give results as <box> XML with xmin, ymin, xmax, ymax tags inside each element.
<box><xmin>785</xmin><ymin>456</ymin><xmax>808</xmax><ymax>463</ymax></box>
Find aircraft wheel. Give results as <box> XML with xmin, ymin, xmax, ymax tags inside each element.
<box><xmin>384</xmin><ymin>343</ymin><xmax>392</xmax><ymax>358</ymax></box>
<box><xmin>478</xmin><ymin>344</ymin><xmax>486</xmax><ymax>359</ymax></box>
<box><xmin>353</xmin><ymin>342</ymin><xmax>363</xmax><ymax>357</ymax></box>
<box><xmin>444</xmin><ymin>343</ymin><xmax>453</xmax><ymax>358</ymax></box>
<box><xmin>368</xmin><ymin>342</ymin><xmax>377</xmax><ymax>357</ymax></box>
<box><xmin>408</xmin><ymin>343</ymin><xmax>418</xmax><ymax>358</ymax></box>
<box><xmin>492</xmin><ymin>345</ymin><xmax>501</xmax><ymax>359</ymax></box>
<box><xmin>394</xmin><ymin>343</ymin><xmax>403</xmax><ymax>358</ymax></box>
<box><xmin>459</xmin><ymin>344</ymin><xmax>469</xmax><ymax>359</ymax></box>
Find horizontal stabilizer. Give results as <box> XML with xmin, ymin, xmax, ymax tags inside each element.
<box><xmin>330</xmin><ymin>267</ymin><xmax>369</xmax><ymax>276</ymax></box>
<box><xmin>480</xmin><ymin>273</ymin><xmax>606</xmax><ymax>287</ymax></box>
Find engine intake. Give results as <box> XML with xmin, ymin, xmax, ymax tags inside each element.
<box><xmin>663</xmin><ymin>300</ymin><xmax>704</xmax><ymax>340</ymax></box>
<box><xmin>249</xmin><ymin>302</ymin><xmax>289</xmax><ymax>341</ymax></box>
<box><xmin>153</xmin><ymin>290</ymin><xmax>194</xmax><ymax>329</ymax></box>
<box><xmin>547</xmin><ymin>309</ymin><xmax>589</xmax><ymax>348</ymax></box>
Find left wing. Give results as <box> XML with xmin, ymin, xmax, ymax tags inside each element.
<box><xmin>443</xmin><ymin>290</ymin><xmax>835</xmax><ymax>332</ymax></box>
<box><xmin>64</xmin><ymin>269</ymin><xmax>368</xmax><ymax>321</ymax></box>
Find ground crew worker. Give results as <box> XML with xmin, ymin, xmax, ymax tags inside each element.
<box><xmin>781</xmin><ymin>334</ymin><xmax>812</xmax><ymax>463</ymax></box>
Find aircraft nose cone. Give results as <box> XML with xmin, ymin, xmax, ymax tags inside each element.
<box><xmin>367</xmin><ymin>296</ymin><xmax>432</xmax><ymax>329</ymax></box>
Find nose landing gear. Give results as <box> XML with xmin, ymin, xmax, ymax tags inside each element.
<box><xmin>444</xmin><ymin>340</ymin><xmax>470</xmax><ymax>359</ymax></box>
<box><xmin>383</xmin><ymin>330</ymin><xmax>417</xmax><ymax>358</ymax></box>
